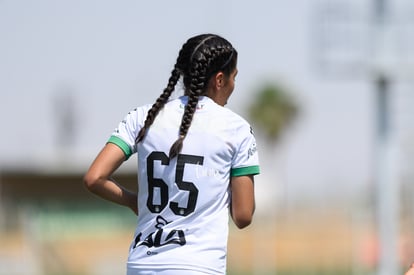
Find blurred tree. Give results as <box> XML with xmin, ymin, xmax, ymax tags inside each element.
<box><xmin>248</xmin><ymin>83</ymin><xmax>299</xmax><ymax>143</ymax></box>
<box><xmin>247</xmin><ymin>83</ymin><xmax>300</xmax><ymax>272</ymax></box>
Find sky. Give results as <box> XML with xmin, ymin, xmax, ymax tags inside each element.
<box><xmin>1</xmin><ymin>0</ymin><xmax>414</xmax><ymax>204</ymax></box>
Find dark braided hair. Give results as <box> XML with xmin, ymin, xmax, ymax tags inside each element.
<box><xmin>135</xmin><ymin>67</ymin><xmax>181</xmax><ymax>143</ymax></box>
<box><xmin>136</xmin><ymin>34</ymin><xmax>238</xmax><ymax>159</ymax></box>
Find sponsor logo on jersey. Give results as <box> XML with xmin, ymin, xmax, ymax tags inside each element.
<box><xmin>179</xmin><ymin>103</ymin><xmax>205</xmax><ymax>110</ymax></box>
<box><xmin>248</xmin><ymin>143</ymin><xmax>257</xmax><ymax>158</ymax></box>
<box><xmin>127</xmin><ymin>108</ymin><xmax>137</xmax><ymax>115</ymax></box>
<box><xmin>133</xmin><ymin>215</ymin><xmax>186</xmax><ymax>254</ymax></box>
<box><xmin>195</xmin><ymin>164</ymin><xmax>221</xmax><ymax>179</ymax></box>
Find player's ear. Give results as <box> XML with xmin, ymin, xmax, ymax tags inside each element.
<box><xmin>214</xmin><ymin>72</ymin><xmax>225</xmax><ymax>89</ymax></box>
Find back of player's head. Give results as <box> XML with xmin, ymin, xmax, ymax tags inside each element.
<box><xmin>176</xmin><ymin>34</ymin><xmax>237</xmax><ymax>95</ymax></box>
<box><xmin>136</xmin><ymin>33</ymin><xmax>237</xmax><ymax>159</ymax></box>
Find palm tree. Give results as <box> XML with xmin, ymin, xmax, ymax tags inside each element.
<box><xmin>248</xmin><ymin>82</ymin><xmax>299</xmax><ymax>143</ymax></box>
<box><xmin>247</xmin><ymin>82</ymin><xmax>300</xmax><ymax>275</ymax></box>
<box><xmin>247</xmin><ymin>81</ymin><xmax>300</xmax><ymax>212</ymax></box>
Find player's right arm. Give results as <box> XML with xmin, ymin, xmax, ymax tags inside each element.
<box><xmin>83</xmin><ymin>143</ymin><xmax>138</xmax><ymax>215</ymax></box>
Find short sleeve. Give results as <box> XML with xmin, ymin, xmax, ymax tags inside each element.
<box><xmin>231</xmin><ymin>124</ymin><xmax>260</xmax><ymax>177</ymax></box>
<box><xmin>107</xmin><ymin>106</ymin><xmax>150</xmax><ymax>160</ymax></box>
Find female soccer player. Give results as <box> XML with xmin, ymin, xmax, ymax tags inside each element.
<box><xmin>84</xmin><ymin>33</ymin><xmax>260</xmax><ymax>275</ymax></box>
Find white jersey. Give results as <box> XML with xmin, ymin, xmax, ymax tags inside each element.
<box><xmin>108</xmin><ymin>96</ymin><xmax>260</xmax><ymax>274</ymax></box>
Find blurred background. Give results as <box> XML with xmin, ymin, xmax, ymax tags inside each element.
<box><xmin>1</xmin><ymin>0</ymin><xmax>414</xmax><ymax>274</ymax></box>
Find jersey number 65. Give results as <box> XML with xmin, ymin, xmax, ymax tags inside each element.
<box><xmin>146</xmin><ymin>151</ymin><xmax>204</xmax><ymax>217</ymax></box>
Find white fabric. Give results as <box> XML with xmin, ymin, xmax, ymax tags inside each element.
<box><xmin>110</xmin><ymin>96</ymin><xmax>260</xmax><ymax>274</ymax></box>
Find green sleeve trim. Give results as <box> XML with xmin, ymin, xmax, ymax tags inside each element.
<box><xmin>231</xmin><ymin>166</ymin><xmax>260</xmax><ymax>177</ymax></box>
<box><xmin>107</xmin><ymin>136</ymin><xmax>133</xmax><ymax>160</ymax></box>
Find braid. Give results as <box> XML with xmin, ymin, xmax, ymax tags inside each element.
<box><xmin>205</xmin><ymin>44</ymin><xmax>234</xmax><ymax>78</ymax></box>
<box><xmin>135</xmin><ymin>68</ymin><xmax>180</xmax><ymax>143</ymax></box>
<box><xmin>169</xmin><ymin>44</ymin><xmax>211</xmax><ymax>159</ymax></box>
<box><xmin>141</xmin><ymin>33</ymin><xmax>237</xmax><ymax>159</ymax></box>
<box><xmin>168</xmin><ymin>78</ymin><xmax>204</xmax><ymax>159</ymax></box>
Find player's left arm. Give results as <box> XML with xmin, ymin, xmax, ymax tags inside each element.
<box><xmin>230</xmin><ymin>121</ymin><xmax>259</xmax><ymax>229</ymax></box>
<box><xmin>230</xmin><ymin>174</ymin><xmax>255</xmax><ymax>229</ymax></box>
